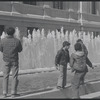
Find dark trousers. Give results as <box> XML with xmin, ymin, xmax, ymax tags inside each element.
<box><xmin>3</xmin><ymin>61</ymin><xmax>19</xmax><ymax>95</ymax></box>
<box><xmin>71</xmin><ymin>71</ymin><xmax>87</xmax><ymax>98</ymax></box>
<box><xmin>57</xmin><ymin>65</ymin><xmax>67</xmax><ymax>88</ymax></box>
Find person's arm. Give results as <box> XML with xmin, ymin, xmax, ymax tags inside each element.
<box><xmin>86</xmin><ymin>57</ymin><xmax>94</xmax><ymax>69</ymax></box>
<box><xmin>83</xmin><ymin>44</ymin><xmax>88</xmax><ymax>56</ymax></box>
<box><xmin>18</xmin><ymin>40</ymin><xmax>22</xmax><ymax>53</ymax></box>
<box><xmin>0</xmin><ymin>41</ymin><xmax>3</xmax><ymax>52</ymax></box>
<box><xmin>55</xmin><ymin>50</ymin><xmax>62</xmax><ymax>68</ymax></box>
<box><xmin>70</xmin><ymin>54</ymin><xmax>75</xmax><ymax>72</ymax></box>
<box><xmin>67</xmin><ymin>51</ymin><xmax>70</xmax><ymax>63</ymax></box>
<box><xmin>70</xmin><ymin>54</ymin><xmax>74</xmax><ymax>67</ymax></box>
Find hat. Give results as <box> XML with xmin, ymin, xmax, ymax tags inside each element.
<box><xmin>63</xmin><ymin>41</ymin><xmax>70</xmax><ymax>47</ymax></box>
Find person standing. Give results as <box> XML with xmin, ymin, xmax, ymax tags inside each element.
<box><xmin>70</xmin><ymin>43</ymin><xmax>94</xmax><ymax>98</ymax></box>
<box><xmin>76</xmin><ymin>39</ymin><xmax>88</xmax><ymax>85</ymax></box>
<box><xmin>55</xmin><ymin>41</ymin><xmax>70</xmax><ymax>89</ymax></box>
<box><xmin>0</xmin><ymin>27</ymin><xmax>22</xmax><ymax>98</ymax></box>
<box><xmin>76</xmin><ymin>39</ymin><xmax>88</xmax><ymax>56</ymax></box>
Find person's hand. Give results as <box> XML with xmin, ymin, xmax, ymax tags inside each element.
<box><xmin>93</xmin><ymin>65</ymin><xmax>97</xmax><ymax>67</ymax></box>
<box><xmin>67</xmin><ymin>63</ymin><xmax>71</xmax><ymax>70</ymax></box>
<box><xmin>56</xmin><ymin>66</ymin><xmax>58</xmax><ymax>70</ymax></box>
<box><xmin>91</xmin><ymin>66</ymin><xmax>94</xmax><ymax>69</ymax></box>
<box><xmin>92</xmin><ymin>64</ymin><xmax>98</xmax><ymax>69</ymax></box>
<box><xmin>55</xmin><ymin>64</ymin><xmax>59</xmax><ymax>70</ymax></box>
<box><xmin>71</xmin><ymin>67</ymin><xmax>75</xmax><ymax>72</ymax></box>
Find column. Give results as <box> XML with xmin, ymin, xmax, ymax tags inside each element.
<box><xmin>80</xmin><ymin>2</ymin><xmax>83</xmax><ymax>31</ymax></box>
<box><xmin>96</xmin><ymin>2</ymin><xmax>100</xmax><ymax>15</ymax></box>
<box><xmin>98</xmin><ymin>2</ymin><xmax>100</xmax><ymax>15</ymax></box>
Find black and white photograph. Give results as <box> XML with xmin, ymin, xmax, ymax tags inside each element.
<box><xmin>0</xmin><ymin>0</ymin><xmax>99</xmax><ymax>99</ymax></box>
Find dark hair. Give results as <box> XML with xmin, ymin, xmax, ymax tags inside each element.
<box><xmin>74</xmin><ymin>43</ymin><xmax>82</xmax><ymax>51</ymax></box>
<box><xmin>63</xmin><ymin>41</ymin><xmax>70</xmax><ymax>47</ymax></box>
<box><xmin>6</xmin><ymin>27</ymin><xmax>15</xmax><ymax>36</ymax></box>
<box><xmin>76</xmin><ymin>39</ymin><xmax>83</xmax><ymax>43</ymax></box>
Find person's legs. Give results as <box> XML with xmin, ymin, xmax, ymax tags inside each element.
<box><xmin>11</xmin><ymin>61</ymin><xmax>19</xmax><ymax>95</ymax></box>
<box><xmin>80</xmin><ymin>72</ymin><xmax>87</xmax><ymax>85</ymax></box>
<box><xmin>80</xmin><ymin>72</ymin><xmax>88</xmax><ymax>94</ymax></box>
<box><xmin>62</xmin><ymin>66</ymin><xmax>67</xmax><ymax>88</ymax></box>
<box><xmin>2</xmin><ymin>62</ymin><xmax>11</xmax><ymax>96</ymax></box>
<box><xmin>57</xmin><ymin>65</ymin><xmax>64</xmax><ymax>88</ymax></box>
<box><xmin>71</xmin><ymin>71</ymin><xmax>85</xmax><ymax>98</ymax></box>
<box><xmin>71</xmin><ymin>72</ymin><xmax>80</xmax><ymax>98</ymax></box>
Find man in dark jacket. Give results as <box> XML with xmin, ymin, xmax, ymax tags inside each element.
<box><xmin>70</xmin><ymin>43</ymin><xmax>94</xmax><ymax>98</ymax></box>
<box><xmin>0</xmin><ymin>27</ymin><xmax>22</xmax><ymax>98</ymax></box>
<box><xmin>55</xmin><ymin>41</ymin><xmax>70</xmax><ymax>89</ymax></box>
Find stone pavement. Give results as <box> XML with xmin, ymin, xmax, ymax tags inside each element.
<box><xmin>0</xmin><ymin>64</ymin><xmax>100</xmax><ymax>98</ymax></box>
<box><xmin>1</xmin><ymin>79</ymin><xmax>100</xmax><ymax>99</ymax></box>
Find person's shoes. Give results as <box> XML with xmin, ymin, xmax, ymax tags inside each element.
<box><xmin>2</xmin><ymin>94</ymin><xmax>7</xmax><ymax>98</ymax></box>
<box><xmin>62</xmin><ymin>86</ymin><xmax>66</xmax><ymax>89</ymax></box>
<box><xmin>11</xmin><ymin>94</ymin><xmax>20</xmax><ymax>98</ymax></box>
<box><xmin>80</xmin><ymin>81</ymin><xmax>85</xmax><ymax>85</ymax></box>
<box><xmin>57</xmin><ymin>86</ymin><xmax>64</xmax><ymax>89</ymax></box>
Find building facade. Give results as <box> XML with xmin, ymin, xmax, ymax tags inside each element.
<box><xmin>0</xmin><ymin>1</ymin><xmax>100</xmax><ymax>38</ymax></box>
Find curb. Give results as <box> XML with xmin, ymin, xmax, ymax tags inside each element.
<box><xmin>17</xmin><ymin>78</ymin><xmax>100</xmax><ymax>98</ymax></box>
<box><xmin>0</xmin><ymin>67</ymin><xmax>57</xmax><ymax>77</ymax></box>
<box><xmin>4</xmin><ymin>78</ymin><xmax>100</xmax><ymax>99</ymax></box>
<box><xmin>0</xmin><ymin>63</ymin><xmax>99</xmax><ymax>77</ymax></box>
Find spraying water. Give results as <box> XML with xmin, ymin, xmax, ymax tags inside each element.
<box><xmin>0</xmin><ymin>27</ymin><xmax>99</xmax><ymax>71</ymax></box>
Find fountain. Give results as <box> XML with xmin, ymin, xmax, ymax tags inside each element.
<box><xmin>0</xmin><ymin>27</ymin><xmax>100</xmax><ymax>71</ymax></box>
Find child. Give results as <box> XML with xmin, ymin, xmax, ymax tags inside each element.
<box><xmin>55</xmin><ymin>41</ymin><xmax>70</xmax><ymax>89</ymax></box>
<box><xmin>70</xmin><ymin>43</ymin><xmax>94</xmax><ymax>98</ymax></box>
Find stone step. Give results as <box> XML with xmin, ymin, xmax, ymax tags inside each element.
<box><xmin>80</xmin><ymin>91</ymin><xmax>100</xmax><ymax>99</ymax></box>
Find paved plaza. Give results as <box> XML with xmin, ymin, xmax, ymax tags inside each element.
<box><xmin>0</xmin><ymin>65</ymin><xmax>100</xmax><ymax>98</ymax></box>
